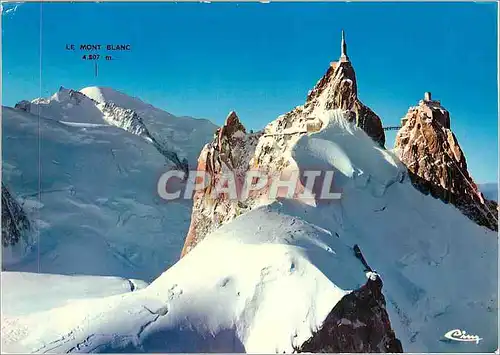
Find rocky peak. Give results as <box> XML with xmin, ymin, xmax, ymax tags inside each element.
<box><xmin>253</xmin><ymin>32</ymin><xmax>384</xmax><ymax>172</ymax></box>
<box><xmin>2</xmin><ymin>183</ymin><xmax>34</xmax><ymax>268</ymax></box>
<box><xmin>14</xmin><ymin>100</ymin><xmax>31</xmax><ymax>112</ymax></box>
<box><xmin>395</xmin><ymin>93</ymin><xmax>497</xmax><ymax>231</ymax></box>
<box><xmin>180</xmin><ymin>111</ymin><xmax>261</xmax><ymax>257</ymax></box>
<box><xmin>209</xmin><ymin>111</ymin><xmax>251</xmax><ymax>171</ymax></box>
<box><xmin>306</xmin><ymin>55</ymin><xmax>385</xmax><ymax>146</ymax></box>
<box><xmin>296</xmin><ymin>244</ymin><xmax>403</xmax><ymax>352</ymax></box>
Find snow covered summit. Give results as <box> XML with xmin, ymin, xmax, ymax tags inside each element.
<box><xmin>15</xmin><ymin>86</ymin><xmax>217</xmax><ymax>166</ymax></box>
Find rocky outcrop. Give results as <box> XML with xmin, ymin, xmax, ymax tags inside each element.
<box><xmin>297</xmin><ymin>274</ymin><xmax>403</xmax><ymax>353</ymax></box>
<box><xmin>14</xmin><ymin>100</ymin><xmax>31</xmax><ymax>112</ymax></box>
<box><xmin>2</xmin><ymin>183</ymin><xmax>30</xmax><ymax>248</ymax></box>
<box><xmin>57</xmin><ymin>87</ymin><xmax>152</xmax><ymax>138</ymax></box>
<box><xmin>302</xmin><ymin>30</ymin><xmax>384</xmax><ymax>146</ymax></box>
<box><xmin>252</xmin><ymin>47</ymin><xmax>384</xmax><ymax>173</ymax></box>
<box><xmin>395</xmin><ymin>94</ymin><xmax>498</xmax><ymax>231</ymax></box>
<box><xmin>180</xmin><ymin>111</ymin><xmax>262</xmax><ymax>257</ymax></box>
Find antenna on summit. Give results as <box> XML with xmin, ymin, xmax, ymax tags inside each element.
<box><xmin>340</xmin><ymin>29</ymin><xmax>349</xmax><ymax>62</ymax></box>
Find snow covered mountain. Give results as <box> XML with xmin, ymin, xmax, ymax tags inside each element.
<box><xmin>394</xmin><ymin>94</ymin><xmax>498</xmax><ymax>231</ymax></box>
<box><xmin>2</xmin><ymin>87</ymin><xmax>217</xmax><ymax>281</ymax></box>
<box><xmin>2</xmin><ymin>110</ymin><xmax>497</xmax><ymax>353</ymax></box>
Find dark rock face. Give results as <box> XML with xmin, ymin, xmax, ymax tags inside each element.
<box><xmin>14</xmin><ymin>100</ymin><xmax>31</xmax><ymax>112</ymax></box>
<box><xmin>395</xmin><ymin>97</ymin><xmax>498</xmax><ymax>231</ymax></box>
<box><xmin>297</xmin><ymin>275</ymin><xmax>403</xmax><ymax>353</ymax></box>
<box><xmin>68</xmin><ymin>88</ymin><xmax>91</xmax><ymax>105</ymax></box>
<box><xmin>2</xmin><ymin>183</ymin><xmax>31</xmax><ymax>248</ymax></box>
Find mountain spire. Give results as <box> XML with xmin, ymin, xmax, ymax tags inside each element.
<box><xmin>340</xmin><ymin>29</ymin><xmax>349</xmax><ymax>62</ymax></box>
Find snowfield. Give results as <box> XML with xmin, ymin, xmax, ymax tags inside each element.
<box><xmin>1</xmin><ymin>272</ymin><xmax>148</xmax><ymax>317</ymax></box>
<box><xmin>2</xmin><ymin>86</ymin><xmax>216</xmax><ymax>280</ymax></box>
<box><xmin>1</xmin><ymin>110</ymin><xmax>496</xmax><ymax>353</ymax></box>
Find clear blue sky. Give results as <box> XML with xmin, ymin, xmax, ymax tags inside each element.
<box><xmin>2</xmin><ymin>2</ymin><xmax>498</xmax><ymax>183</ymax></box>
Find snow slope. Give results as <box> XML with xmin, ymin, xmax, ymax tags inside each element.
<box><xmin>2</xmin><ymin>183</ymin><xmax>34</xmax><ymax>267</ymax></box>
<box><xmin>2</xmin><ymin>106</ymin><xmax>198</xmax><ymax>281</ymax></box>
<box><xmin>1</xmin><ymin>272</ymin><xmax>148</xmax><ymax>317</ymax></box>
<box><xmin>2</xmin><ymin>110</ymin><xmax>496</xmax><ymax>353</ymax></box>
